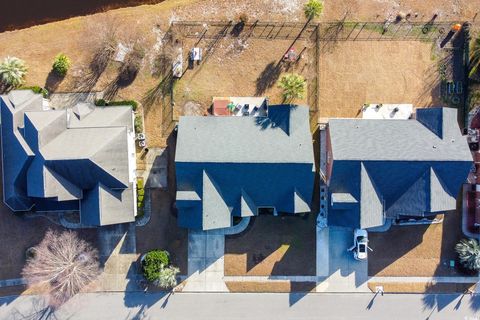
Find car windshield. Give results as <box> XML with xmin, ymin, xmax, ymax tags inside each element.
<box><xmin>359</xmin><ymin>244</ymin><xmax>366</xmax><ymax>252</ymax></box>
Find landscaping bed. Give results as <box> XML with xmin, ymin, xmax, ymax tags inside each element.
<box><xmin>224</xmin><ymin>213</ymin><xmax>316</xmax><ymax>276</ymax></box>
<box><xmin>368</xmin><ymin>211</ymin><xmax>473</xmax><ymax>277</ymax></box>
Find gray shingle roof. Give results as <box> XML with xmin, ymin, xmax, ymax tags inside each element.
<box><xmin>328</xmin><ymin>107</ymin><xmax>473</xmax><ymax>229</ymax></box>
<box><xmin>175</xmin><ymin>105</ymin><xmax>315</xmax><ymax>231</ymax></box>
<box><xmin>1</xmin><ymin>91</ymin><xmax>136</xmax><ymax>226</ymax></box>
<box><xmin>328</xmin><ymin>108</ymin><xmax>470</xmax><ymax>162</ymax></box>
<box><xmin>176</xmin><ymin>105</ymin><xmax>313</xmax><ymax>164</ymax></box>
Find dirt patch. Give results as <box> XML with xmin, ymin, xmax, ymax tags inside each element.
<box><xmin>368</xmin><ymin>211</ymin><xmax>473</xmax><ymax>277</ymax></box>
<box><xmin>368</xmin><ymin>282</ymin><xmax>476</xmax><ymax>293</ymax></box>
<box><xmin>226</xmin><ymin>281</ymin><xmax>316</xmax><ymax>293</ymax></box>
<box><xmin>224</xmin><ymin>214</ymin><xmax>316</xmax><ymax>276</ymax></box>
<box><xmin>319</xmin><ymin>40</ymin><xmax>442</xmax><ymax>119</ymax></box>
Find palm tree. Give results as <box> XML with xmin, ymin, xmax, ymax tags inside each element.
<box><xmin>278</xmin><ymin>73</ymin><xmax>306</xmax><ymax>103</ymax></box>
<box><xmin>0</xmin><ymin>56</ymin><xmax>27</xmax><ymax>88</ymax></box>
<box><xmin>304</xmin><ymin>0</ymin><xmax>324</xmax><ymax>21</ymax></box>
<box><xmin>469</xmin><ymin>36</ymin><xmax>480</xmax><ymax>79</ymax></box>
<box><xmin>455</xmin><ymin>238</ymin><xmax>480</xmax><ymax>271</ymax></box>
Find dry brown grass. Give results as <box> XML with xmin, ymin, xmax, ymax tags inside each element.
<box><xmin>367</xmin><ymin>282</ymin><xmax>477</xmax><ymax>293</ymax></box>
<box><xmin>226</xmin><ymin>281</ymin><xmax>316</xmax><ymax>293</ymax></box>
<box><xmin>225</xmin><ymin>214</ymin><xmax>316</xmax><ymax>277</ymax></box>
<box><xmin>368</xmin><ymin>212</ymin><xmax>470</xmax><ymax>277</ymax></box>
<box><xmin>174</xmin><ymin>37</ymin><xmax>311</xmax><ymax>114</ymax></box>
<box><xmin>318</xmin><ymin>40</ymin><xmax>441</xmax><ymax>119</ymax></box>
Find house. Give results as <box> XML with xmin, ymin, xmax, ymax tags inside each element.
<box><xmin>325</xmin><ymin>107</ymin><xmax>472</xmax><ymax>230</ymax></box>
<box><xmin>0</xmin><ymin>90</ymin><xmax>137</xmax><ymax>226</ymax></box>
<box><xmin>175</xmin><ymin>104</ymin><xmax>315</xmax><ymax>230</ymax></box>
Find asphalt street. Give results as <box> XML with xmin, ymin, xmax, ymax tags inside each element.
<box><xmin>0</xmin><ymin>292</ymin><xmax>479</xmax><ymax>320</ymax></box>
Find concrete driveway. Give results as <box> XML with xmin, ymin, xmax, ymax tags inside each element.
<box><xmin>183</xmin><ymin>230</ymin><xmax>228</xmax><ymax>292</ymax></box>
<box><xmin>316</xmin><ymin>226</ymin><xmax>369</xmax><ymax>292</ymax></box>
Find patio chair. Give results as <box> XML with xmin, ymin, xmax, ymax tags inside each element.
<box><xmin>456</xmin><ymin>81</ymin><xmax>463</xmax><ymax>94</ymax></box>
<box><xmin>447</xmin><ymin>81</ymin><xmax>454</xmax><ymax>95</ymax></box>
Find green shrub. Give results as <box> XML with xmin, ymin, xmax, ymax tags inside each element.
<box><xmin>52</xmin><ymin>53</ymin><xmax>71</xmax><ymax>77</ymax></box>
<box><xmin>134</xmin><ymin>114</ymin><xmax>143</xmax><ymax>134</ymax></box>
<box><xmin>108</xmin><ymin>100</ymin><xmax>139</xmax><ymax>111</ymax></box>
<box><xmin>95</xmin><ymin>99</ymin><xmax>107</xmax><ymax>106</ymax></box>
<box><xmin>137</xmin><ymin>178</ymin><xmax>144</xmax><ymax>190</ymax></box>
<box><xmin>18</xmin><ymin>86</ymin><xmax>48</xmax><ymax>98</ymax></box>
<box><xmin>94</xmin><ymin>99</ymin><xmax>138</xmax><ymax>111</ymax></box>
<box><xmin>136</xmin><ymin>177</ymin><xmax>145</xmax><ymax>218</ymax></box>
<box><xmin>142</xmin><ymin>250</ymin><xmax>170</xmax><ymax>283</ymax></box>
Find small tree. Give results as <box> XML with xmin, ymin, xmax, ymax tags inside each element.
<box><xmin>52</xmin><ymin>53</ymin><xmax>71</xmax><ymax>77</ymax></box>
<box><xmin>455</xmin><ymin>238</ymin><xmax>480</xmax><ymax>271</ymax></box>
<box><xmin>157</xmin><ymin>266</ymin><xmax>180</xmax><ymax>289</ymax></box>
<box><xmin>304</xmin><ymin>0</ymin><xmax>324</xmax><ymax>21</ymax></box>
<box><xmin>142</xmin><ymin>250</ymin><xmax>170</xmax><ymax>283</ymax></box>
<box><xmin>22</xmin><ymin>230</ymin><xmax>100</xmax><ymax>307</ymax></box>
<box><xmin>0</xmin><ymin>56</ymin><xmax>27</xmax><ymax>88</ymax></box>
<box><xmin>278</xmin><ymin>73</ymin><xmax>306</xmax><ymax>102</ymax></box>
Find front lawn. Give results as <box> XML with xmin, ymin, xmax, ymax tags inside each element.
<box><xmin>225</xmin><ymin>213</ymin><xmax>316</xmax><ymax>276</ymax></box>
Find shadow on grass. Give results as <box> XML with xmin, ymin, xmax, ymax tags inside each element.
<box><xmin>103</xmin><ymin>65</ymin><xmax>139</xmax><ymax>100</ymax></box>
<box><xmin>141</xmin><ymin>74</ymin><xmax>174</xmax><ymax>115</ymax></box>
<box><xmin>255</xmin><ymin>61</ymin><xmax>282</xmax><ymax>96</ymax></box>
<box><xmin>44</xmin><ymin>71</ymin><xmax>64</xmax><ymax>93</ymax></box>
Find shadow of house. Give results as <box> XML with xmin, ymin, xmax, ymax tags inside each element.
<box><xmin>225</xmin><ymin>213</ymin><xmax>316</xmax><ymax>276</ymax></box>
